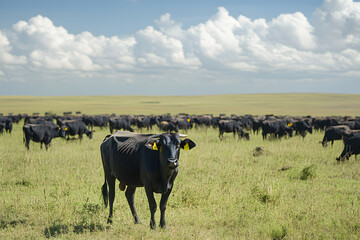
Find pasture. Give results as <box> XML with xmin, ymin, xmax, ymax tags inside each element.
<box><xmin>0</xmin><ymin>94</ymin><xmax>360</xmax><ymax>239</ymax></box>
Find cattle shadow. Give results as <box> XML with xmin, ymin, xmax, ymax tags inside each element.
<box><xmin>43</xmin><ymin>202</ymin><xmax>107</xmax><ymax>238</ymax></box>
<box><xmin>44</xmin><ymin>221</ymin><xmax>106</xmax><ymax>238</ymax></box>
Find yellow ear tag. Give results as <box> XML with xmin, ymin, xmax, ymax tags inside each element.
<box><xmin>152</xmin><ymin>142</ymin><xmax>158</xmax><ymax>151</ymax></box>
<box><xmin>65</xmin><ymin>128</ymin><xmax>68</xmax><ymax>131</ymax></box>
<box><xmin>184</xmin><ymin>143</ymin><xmax>190</xmax><ymax>151</ymax></box>
<box><xmin>187</xmin><ymin>118</ymin><xmax>190</xmax><ymax>122</ymax></box>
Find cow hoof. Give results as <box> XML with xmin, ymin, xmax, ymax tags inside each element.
<box><xmin>150</xmin><ymin>222</ymin><xmax>156</xmax><ymax>230</ymax></box>
<box><xmin>107</xmin><ymin>218</ymin><xmax>112</xmax><ymax>224</ymax></box>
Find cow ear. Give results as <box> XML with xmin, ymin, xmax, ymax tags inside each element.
<box><xmin>180</xmin><ymin>139</ymin><xmax>196</xmax><ymax>151</ymax></box>
<box><xmin>145</xmin><ymin>139</ymin><xmax>159</xmax><ymax>151</ymax></box>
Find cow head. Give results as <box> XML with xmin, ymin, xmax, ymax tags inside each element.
<box><xmin>86</xmin><ymin>130</ymin><xmax>94</xmax><ymax>139</ymax></box>
<box><xmin>244</xmin><ymin>132</ymin><xmax>250</xmax><ymax>141</ymax></box>
<box><xmin>285</xmin><ymin>127</ymin><xmax>293</xmax><ymax>137</ymax></box>
<box><xmin>145</xmin><ymin>133</ymin><xmax>196</xmax><ymax>170</ymax></box>
<box><xmin>336</xmin><ymin>153</ymin><xmax>349</xmax><ymax>162</ymax></box>
<box><xmin>58</xmin><ymin>126</ymin><xmax>67</xmax><ymax>139</ymax></box>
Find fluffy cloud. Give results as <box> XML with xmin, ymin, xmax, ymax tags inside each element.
<box><xmin>0</xmin><ymin>0</ymin><xmax>359</xmax><ymax>94</ymax></box>
<box><xmin>313</xmin><ymin>0</ymin><xmax>360</xmax><ymax>51</ymax></box>
<box><xmin>0</xmin><ymin>31</ymin><xmax>26</xmax><ymax>64</ymax></box>
<box><xmin>135</xmin><ymin>26</ymin><xmax>201</xmax><ymax>68</ymax></box>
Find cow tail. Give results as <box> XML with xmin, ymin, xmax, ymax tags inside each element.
<box><xmin>101</xmin><ymin>177</ymin><xmax>108</xmax><ymax>208</ymax></box>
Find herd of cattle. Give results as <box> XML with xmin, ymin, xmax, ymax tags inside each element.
<box><xmin>0</xmin><ymin>113</ymin><xmax>359</xmax><ymax>161</ymax></box>
<box><xmin>1</xmin><ymin>112</ymin><xmax>360</xmax><ymax>229</ymax></box>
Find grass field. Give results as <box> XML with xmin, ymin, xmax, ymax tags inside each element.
<box><xmin>1</xmin><ymin>93</ymin><xmax>360</xmax><ymax>116</ymax></box>
<box><xmin>0</xmin><ymin>93</ymin><xmax>360</xmax><ymax>239</ymax></box>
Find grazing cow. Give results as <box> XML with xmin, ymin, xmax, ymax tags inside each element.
<box><xmin>135</xmin><ymin>116</ymin><xmax>157</xmax><ymax>131</ymax></box>
<box><xmin>342</xmin><ymin>130</ymin><xmax>360</xmax><ymax>142</ymax></box>
<box><xmin>193</xmin><ymin>115</ymin><xmax>212</xmax><ymax>128</ymax></box>
<box><xmin>109</xmin><ymin>117</ymin><xmax>134</xmax><ymax>133</ymax></box>
<box><xmin>93</xmin><ymin>115</ymin><xmax>109</xmax><ymax>128</ymax></box>
<box><xmin>0</xmin><ymin>122</ymin><xmax>5</xmax><ymax>134</ymax></box>
<box><xmin>157</xmin><ymin>121</ymin><xmax>178</xmax><ymax>133</ymax></box>
<box><xmin>261</xmin><ymin>120</ymin><xmax>293</xmax><ymax>140</ymax></box>
<box><xmin>252</xmin><ymin>116</ymin><xmax>264</xmax><ymax>135</ymax></box>
<box><xmin>64</xmin><ymin>120</ymin><xmax>93</xmax><ymax>140</ymax></box>
<box><xmin>218</xmin><ymin>120</ymin><xmax>250</xmax><ymax>140</ymax></box>
<box><xmin>321</xmin><ymin>125</ymin><xmax>350</xmax><ymax>147</ymax></box>
<box><xmin>23</xmin><ymin>123</ymin><xmax>66</xmax><ymax>150</ymax></box>
<box><xmin>9</xmin><ymin>114</ymin><xmax>22</xmax><ymax>124</ymax></box>
<box><xmin>100</xmin><ymin>131</ymin><xmax>196</xmax><ymax>229</ymax></box>
<box><xmin>0</xmin><ymin>117</ymin><xmax>13</xmax><ymax>134</ymax></box>
<box><xmin>175</xmin><ymin>117</ymin><xmax>193</xmax><ymax>132</ymax></box>
<box><xmin>82</xmin><ymin>115</ymin><xmax>95</xmax><ymax>130</ymax></box>
<box><xmin>239</xmin><ymin>115</ymin><xmax>254</xmax><ymax>131</ymax></box>
<box><xmin>336</xmin><ymin>136</ymin><xmax>360</xmax><ymax>161</ymax></box>
<box><xmin>293</xmin><ymin>120</ymin><xmax>313</xmax><ymax>138</ymax></box>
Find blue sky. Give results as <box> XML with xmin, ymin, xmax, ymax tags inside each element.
<box><xmin>0</xmin><ymin>0</ymin><xmax>359</xmax><ymax>95</ymax></box>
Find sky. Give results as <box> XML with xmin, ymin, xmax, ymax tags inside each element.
<box><xmin>0</xmin><ymin>0</ymin><xmax>359</xmax><ymax>96</ymax></box>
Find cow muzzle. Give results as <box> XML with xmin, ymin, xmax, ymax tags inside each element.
<box><xmin>167</xmin><ymin>158</ymin><xmax>179</xmax><ymax>169</ymax></box>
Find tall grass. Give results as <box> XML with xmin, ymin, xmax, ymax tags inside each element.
<box><xmin>1</xmin><ymin>122</ymin><xmax>359</xmax><ymax>239</ymax></box>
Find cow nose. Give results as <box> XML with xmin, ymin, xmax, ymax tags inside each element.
<box><xmin>167</xmin><ymin>158</ymin><xmax>179</xmax><ymax>169</ymax></box>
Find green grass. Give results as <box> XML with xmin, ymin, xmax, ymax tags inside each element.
<box><xmin>1</xmin><ymin>123</ymin><xmax>360</xmax><ymax>239</ymax></box>
<box><xmin>1</xmin><ymin>93</ymin><xmax>359</xmax><ymax>116</ymax></box>
<box><xmin>0</xmin><ymin>93</ymin><xmax>360</xmax><ymax>239</ymax></box>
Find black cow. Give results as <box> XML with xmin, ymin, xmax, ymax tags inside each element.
<box><xmin>64</xmin><ymin>120</ymin><xmax>93</xmax><ymax>140</ymax></box>
<box><xmin>135</xmin><ymin>116</ymin><xmax>157</xmax><ymax>131</ymax></box>
<box><xmin>82</xmin><ymin>115</ymin><xmax>95</xmax><ymax>130</ymax></box>
<box><xmin>109</xmin><ymin>117</ymin><xmax>134</xmax><ymax>133</ymax></box>
<box><xmin>321</xmin><ymin>125</ymin><xmax>350</xmax><ymax>147</ymax></box>
<box><xmin>342</xmin><ymin>130</ymin><xmax>360</xmax><ymax>142</ymax></box>
<box><xmin>252</xmin><ymin>116</ymin><xmax>264</xmax><ymax>135</ymax></box>
<box><xmin>157</xmin><ymin>121</ymin><xmax>178</xmax><ymax>133</ymax></box>
<box><xmin>93</xmin><ymin>115</ymin><xmax>109</xmax><ymax>128</ymax></box>
<box><xmin>9</xmin><ymin>114</ymin><xmax>22</xmax><ymax>124</ymax></box>
<box><xmin>193</xmin><ymin>115</ymin><xmax>212</xmax><ymax>128</ymax></box>
<box><xmin>23</xmin><ymin>123</ymin><xmax>66</xmax><ymax>150</ymax></box>
<box><xmin>0</xmin><ymin>117</ymin><xmax>12</xmax><ymax>134</ymax></box>
<box><xmin>175</xmin><ymin>117</ymin><xmax>193</xmax><ymax>132</ymax></box>
<box><xmin>293</xmin><ymin>120</ymin><xmax>313</xmax><ymax>138</ymax></box>
<box><xmin>100</xmin><ymin>131</ymin><xmax>196</xmax><ymax>229</ymax></box>
<box><xmin>261</xmin><ymin>120</ymin><xmax>293</xmax><ymax>140</ymax></box>
<box><xmin>218</xmin><ymin>120</ymin><xmax>250</xmax><ymax>140</ymax></box>
<box><xmin>0</xmin><ymin>122</ymin><xmax>5</xmax><ymax>134</ymax></box>
<box><xmin>336</xmin><ymin>136</ymin><xmax>360</xmax><ymax>161</ymax></box>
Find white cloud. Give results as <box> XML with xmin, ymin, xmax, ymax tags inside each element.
<box><xmin>313</xmin><ymin>0</ymin><xmax>360</xmax><ymax>51</ymax></box>
<box><xmin>135</xmin><ymin>26</ymin><xmax>200</xmax><ymax>68</ymax></box>
<box><xmin>268</xmin><ymin>12</ymin><xmax>316</xmax><ymax>50</ymax></box>
<box><xmin>0</xmin><ymin>31</ymin><xmax>27</xmax><ymax>64</ymax></box>
<box><xmin>0</xmin><ymin>0</ymin><xmax>359</xmax><ymax>95</ymax></box>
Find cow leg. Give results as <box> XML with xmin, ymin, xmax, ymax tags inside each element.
<box><xmin>125</xmin><ymin>187</ymin><xmax>141</xmax><ymax>224</ymax></box>
<box><xmin>25</xmin><ymin>140</ymin><xmax>30</xmax><ymax>150</ymax></box>
<box><xmin>107</xmin><ymin>176</ymin><xmax>116</xmax><ymax>224</ymax></box>
<box><xmin>159</xmin><ymin>189</ymin><xmax>172</xmax><ymax>229</ymax></box>
<box><xmin>145</xmin><ymin>187</ymin><xmax>157</xmax><ymax>229</ymax></box>
<box><xmin>219</xmin><ymin>131</ymin><xmax>223</xmax><ymax>140</ymax></box>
